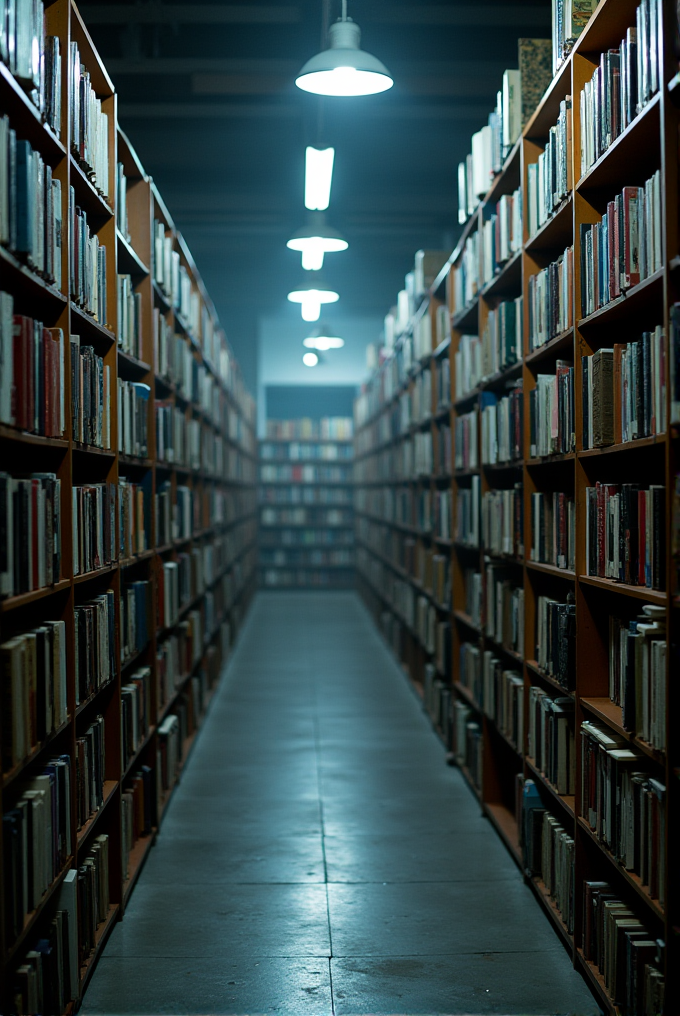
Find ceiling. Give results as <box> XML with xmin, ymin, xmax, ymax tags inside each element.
<box><xmin>81</xmin><ymin>0</ymin><xmax>551</xmax><ymax>391</ymax></box>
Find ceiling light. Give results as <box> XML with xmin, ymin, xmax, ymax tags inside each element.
<box><xmin>303</xmin><ymin>324</ymin><xmax>345</xmax><ymax>350</ymax></box>
<box><xmin>303</xmin><ymin>352</ymin><xmax>320</xmax><ymax>367</ymax></box>
<box><xmin>295</xmin><ymin>3</ymin><xmax>393</xmax><ymax>98</ymax></box>
<box><xmin>287</xmin><ymin>211</ymin><xmax>348</xmax><ymax>271</ymax></box>
<box><xmin>305</xmin><ymin>147</ymin><xmax>334</xmax><ymax>211</ymax></box>
<box><xmin>287</xmin><ymin>272</ymin><xmax>339</xmax><ymax>322</ymax></box>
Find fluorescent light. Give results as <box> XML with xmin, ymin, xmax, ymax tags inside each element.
<box><xmin>296</xmin><ymin>17</ymin><xmax>393</xmax><ymax>98</ymax></box>
<box><xmin>305</xmin><ymin>147</ymin><xmax>334</xmax><ymax>211</ymax></box>
<box><xmin>303</xmin><ymin>352</ymin><xmax>319</xmax><ymax>367</ymax></box>
<box><xmin>303</xmin><ymin>335</ymin><xmax>344</xmax><ymax>350</ymax></box>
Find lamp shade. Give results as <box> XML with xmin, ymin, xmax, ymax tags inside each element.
<box><xmin>295</xmin><ymin>19</ymin><xmax>393</xmax><ymax>97</ymax></box>
<box><xmin>287</xmin><ymin>212</ymin><xmax>348</xmax><ymax>270</ymax></box>
<box><xmin>287</xmin><ymin>272</ymin><xmax>339</xmax><ymax>322</ymax></box>
<box><xmin>303</xmin><ymin>324</ymin><xmax>344</xmax><ymax>350</ymax></box>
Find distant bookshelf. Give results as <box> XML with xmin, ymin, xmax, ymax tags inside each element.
<box><xmin>0</xmin><ymin>5</ymin><xmax>257</xmax><ymax>1012</ymax></box>
<box><xmin>353</xmin><ymin>1</ymin><xmax>677</xmax><ymax>1012</ymax></box>
<box><xmin>259</xmin><ymin>419</ymin><xmax>354</xmax><ymax>589</ymax></box>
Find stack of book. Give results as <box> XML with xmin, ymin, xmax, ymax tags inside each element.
<box><xmin>0</xmin><ymin>472</ymin><xmax>62</xmax><ymax>596</ymax></box>
<box><xmin>455</xmin><ymin>475</ymin><xmax>480</xmax><ymax>549</ymax></box>
<box><xmin>75</xmin><ymin>715</ymin><xmax>105</xmax><ymax>827</ymax></box>
<box><xmin>530</xmin><ymin>491</ymin><xmax>575</xmax><ymax>569</ymax></box>
<box><xmin>74</xmin><ymin>591</ymin><xmax>116</xmax><ymax>704</ymax></box>
<box><xmin>117</xmin><ymin>275</ymin><xmax>143</xmax><ymax>360</ymax></box>
<box><xmin>527</xmin><ymin>98</ymin><xmax>572</xmax><ymax>237</ymax></box>
<box><xmin>480</xmin><ymin>297</ymin><xmax>523</xmax><ymax>378</ymax></box>
<box><xmin>121</xmin><ymin>667</ymin><xmax>152</xmax><ymax>768</ymax></box>
<box><xmin>70</xmin><ymin>199</ymin><xmax>108</xmax><ymax>325</ymax></box>
<box><xmin>607</xmin><ymin>605</ymin><xmax>666</xmax><ymax>750</ymax></box>
<box><xmin>529</xmin><ymin>364</ymin><xmax>575</xmax><ymax>458</ymax></box>
<box><xmin>78</xmin><ymin>835</ymin><xmax>110</xmax><ymax>962</ymax></box>
<box><xmin>585</xmin><ymin>482</ymin><xmax>664</xmax><ymax>591</ymax></box>
<box><xmin>535</xmin><ymin>594</ymin><xmax>576</xmax><ymax>690</ymax></box>
<box><xmin>551</xmin><ymin>0</ymin><xmax>595</xmax><ymax>75</ymax></box>
<box><xmin>0</xmin><ymin>304</ymin><xmax>65</xmax><ymax>436</ymax></box>
<box><xmin>480</xmin><ymin>385</ymin><xmax>523</xmax><ymax>464</ymax></box>
<box><xmin>528</xmin><ymin>247</ymin><xmax>574</xmax><ymax>349</ymax></box>
<box><xmin>485</xmin><ymin>561</ymin><xmax>524</xmax><ymax>655</ymax></box>
<box><xmin>71</xmin><ymin>338</ymin><xmax>111</xmax><ymax>448</ymax></box>
<box><xmin>482</xmin><ymin>484</ymin><xmax>523</xmax><ymax>559</ymax></box>
<box><xmin>527</xmin><ymin>687</ymin><xmax>575</xmax><ymax>794</ymax></box>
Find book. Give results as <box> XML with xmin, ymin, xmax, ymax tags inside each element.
<box><xmin>0</xmin><ymin>303</ymin><xmax>64</xmax><ymax>436</ymax></box>
<box><xmin>535</xmin><ymin>593</ymin><xmax>576</xmax><ymax>689</ymax></box>
<box><xmin>117</xmin><ymin>274</ymin><xmax>144</xmax><ymax>359</ymax></box>
<box><xmin>585</xmin><ymin>482</ymin><xmax>664</xmax><ymax>590</ymax></box>
<box><xmin>72</xmin><ymin>482</ymin><xmax>117</xmax><ymax>576</ymax></box>
<box><xmin>526</xmin><ymin>97</ymin><xmax>572</xmax><ymax>237</ymax></box>
<box><xmin>121</xmin><ymin>666</ymin><xmax>152</xmax><ymax>768</ymax></box>
<box><xmin>527</xmin><ymin>686</ymin><xmax>576</xmax><ymax>794</ymax></box>
<box><xmin>485</xmin><ymin>560</ymin><xmax>524</xmax><ymax>656</ymax></box>
<box><xmin>74</xmin><ymin>590</ymin><xmax>116</xmax><ymax>706</ymax></box>
<box><xmin>528</xmin><ymin>246</ymin><xmax>574</xmax><ymax>349</ymax></box>
<box><xmin>529</xmin><ymin>362</ymin><xmax>574</xmax><ymax>457</ymax></box>
<box><xmin>75</xmin><ymin>714</ymin><xmax>105</xmax><ymax>827</ymax></box>
<box><xmin>481</xmin><ymin>383</ymin><xmax>523</xmax><ymax>465</ymax></box>
<box><xmin>70</xmin><ymin>337</ymin><xmax>110</xmax><ymax>448</ymax></box>
<box><xmin>0</xmin><ymin>472</ymin><xmax>61</xmax><ymax>597</ymax></box>
<box><xmin>518</xmin><ymin>38</ymin><xmax>552</xmax><ymax>126</ymax></box>
<box><xmin>78</xmin><ymin>834</ymin><xmax>110</xmax><ymax>963</ymax></box>
<box><xmin>70</xmin><ymin>42</ymin><xmax>110</xmax><ymax>199</ymax></box>
<box><xmin>552</xmin><ymin>0</ymin><xmax>596</xmax><ymax>75</ymax></box>
<box><xmin>482</xmin><ymin>483</ymin><xmax>523</xmax><ymax>559</ymax></box>
<box><xmin>530</xmin><ymin>491</ymin><xmax>575</xmax><ymax>569</ymax></box>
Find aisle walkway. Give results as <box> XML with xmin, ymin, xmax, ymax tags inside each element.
<box><xmin>83</xmin><ymin>592</ymin><xmax>598</xmax><ymax>1015</ymax></box>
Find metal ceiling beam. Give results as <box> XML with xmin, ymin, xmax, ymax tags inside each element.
<box><xmin>118</xmin><ymin>101</ymin><xmax>490</xmax><ymax>119</ymax></box>
<box><xmin>107</xmin><ymin>57</ymin><xmax>505</xmax><ymax>77</ymax></box>
<box><xmin>79</xmin><ymin>4</ymin><xmax>301</xmax><ymax>24</ymax></box>
<box><xmin>79</xmin><ymin>3</ymin><xmax>549</xmax><ymax>26</ymax></box>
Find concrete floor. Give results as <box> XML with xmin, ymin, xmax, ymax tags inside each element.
<box><xmin>82</xmin><ymin>591</ymin><xmax>600</xmax><ymax>1015</ymax></box>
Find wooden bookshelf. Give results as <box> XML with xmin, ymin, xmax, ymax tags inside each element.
<box><xmin>258</xmin><ymin>425</ymin><xmax>354</xmax><ymax>589</ymax></box>
<box><xmin>0</xmin><ymin>4</ymin><xmax>257</xmax><ymax>1011</ymax></box>
<box><xmin>354</xmin><ymin>2</ymin><xmax>678</xmax><ymax>1011</ymax></box>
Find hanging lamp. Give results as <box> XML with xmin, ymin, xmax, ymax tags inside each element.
<box><xmin>295</xmin><ymin>0</ymin><xmax>393</xmax><ymax>97</ymax></box>
<box><xmin>303</xmin><ymin>324</ymin><xmax>345</xmax><ymax>350</ymax></box>
<box><xmin>287</xmin><ymin>212</ymin><xmax>348</xmax><ymax>271</ymax></box>
<box><xmin>287</xmin><ymin>271</ymin><xmax>339</xmax><ymax>322</ymax></box>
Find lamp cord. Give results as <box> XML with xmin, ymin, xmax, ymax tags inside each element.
<box><xmin>341</xmin><ymin>0</ymin><xmax>347</xmax><ymax>21</ymax></box>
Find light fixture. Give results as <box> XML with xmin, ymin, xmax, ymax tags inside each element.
<box><xmin>305</xmin><ymin>147</ymin><xmax>335</xmax><ymax>210</ymax></box>
<box><xmin>303</xmin><ymin>324</ymin><xmax>345</xmax><ymax>350</ymax></box>
<box><xmin>303</xmin><ymin>352</ymin><xmax>320</xmax><ymax>367</ymax></box>
<box><xmin>295</xmin><ymin>1</ymin><xmax>393</xmax><ymax>97</ymax></box>
<box><xmin>287</xmin><ymin>271</ymin><xmax>339</xmax><ymax>322</ymax></box>
<box><xmin>287</xmin><ymin>211</ymin><xmax>348</xmax><ymax>271</ymax></box>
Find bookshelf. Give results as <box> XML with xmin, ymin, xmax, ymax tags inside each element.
<box><xmin>0</xmin><ymin>4</ymin><xmax>257</xmax><ymax>1012</ymax></box>
<box><xmin>259</xmin><ymin>419</ymin><xmax>354</xmax><ymax>589</ymax></box>
<box><xmin>354</xmin><ymin>1</ymin><xmax>677</xmax><ymax>1012</ymax></box>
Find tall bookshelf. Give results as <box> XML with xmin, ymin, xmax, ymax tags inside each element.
<box><xmin>259</xmin><ymin>419</ymin><xmax>354</xmax><ymax>589</ymax></box>
<box><xmin>0</xmin><ymin>4</ymin><xmax>257</xmax><ymax>1011</ymax></box>
<box><xmin>354</xmin><ymin>1</ymin><xmax>678</xmax><ymax>1012</ymax></box>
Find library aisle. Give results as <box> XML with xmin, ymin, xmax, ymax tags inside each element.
<box><xmin>81</xmin><ymin>591</ymin><xmax>597</xmax><ymax>1015</ymax></box>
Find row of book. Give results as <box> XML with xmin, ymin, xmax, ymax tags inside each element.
<box><xmin>536</xmin><ymin>594</ymin><xmax>576</xmax><ymax>691</ymax></box>
<box><xmin>78</xmin><ymin>835</ymin><xmax>111</xmax><ymax>965</ymax></box>
<box><xmin>584</xmin><ymin>481</ymin><xmax>664</xmax><ymax>591</ymax></box>
<box><xmin>260</xmin><ymin>441</ymin><xmax>353</xmax><ymax>462</ymax></box>
<box><xmin>526</xmin><ymin>96</ymin><xmax>572</xmax><ymax>238</ymax></box>
<box><xmin>70</xmin><ymin>42</ymin><xmax>110</xmax><ymax>199</ymax></box>
<box><xmin>119</xmin><ymin>475</ymin><xmax>149</xmax><ymax>560</ymax></box>
<box><xmin>522</xmin><ymin>781</ymin><xmax>575</xmax><ymax>933</ymax></box>
<box><xmin>530</xmin><ymin>490</ymin><xmax>575</xmax><ymax>570</ymax></box>
<box><xmin>122</xmin><ymin>764</ymin><xmax>154</xmax><ymax>878</ymax></box>
<box><xmin>482</xmin><ymin>654</ymin><xmax>524</xmax><ymax>750</ymax></box>
<box><xmin>71</xmin><ymin>337</ymin><xmax>111</xmax><ymax>448</ymax></box>
<box><xmin>259</xmin><ymin>464</ymin><xmax>352</xmax><ymax>484</ymax></box>
<box><xmin>116</xmin><ymin>163</ymin><xmax>130</xmax><ymax>241</ymax></box>
<box><xmin>0</xmin><ymin>472</ymin><xmax>61</xmax><ymax>597</ymax></box>
<box><xmin>120</xmin><ymin>578</ymin><xmax>152</xmax><ymax>665</ymax></box>
<box><xmin>122</xmin><ymin>666</ymin><xmax>152</xmax><ymax>768</ymax></box>
<box><xmin>578</xmin><ymin>0</ymin><xmax>663</xmax><ymax>178</ymax></box>
<box><xmin>579</xmin><ymin>173</ymin><xmax>662</xmax><ymax>318</ymax></box>
<box><xmin>0</xmin><ymin>122</ymin><xmax>62</xmax><ymax>287</ymax></box>
<box><xmin>481</xmin><ymin>385</ymin><xmax>524</xmax><ymax>465</ymax></box>
<box><xmin>1</xmin><ymin>0</ymin><xmax>62</xmax><ymax>136</ymax></box>
<box><xmin>261</xmin><ymin>567</ymin><xmax>354</xmax><ymax>588</ymax></box>
<box><xmin>76</xmin><ymin>714</ymin><xmax>105</xmax><ymax>829</ymax></box>
<box><xmin>528</xmin><ymin>246</ymin><xmax>574</xmax><ymax>350</ymax></box>
<box><xmin>456</xmin><ymin>70</ymin><xmax>521</xmax><ymax>222</ymax></box>
<box><xmin>480</xmin><ymin>297</ymin><xmax>523</xmax><ymax>380</ymax></box>
<box><xmin>581</xmin><ymin>720</ymin><xmax>665</xmax><ymax>902</ymax></box>
<box><xmin>451</xmin><ymin>701</ymin><xmax>483</xmax><ymax>790</ymax></box>
<box><xmin>262</xmin><ymin>528</ymin><xmax>353</xmax><ymax>548</ymax></box>
<box><xmin>454</xmin><ymin>475</ymin><xmax>480</xmax><ymax>549</ymax></box>
<box><xmin>0</xmin><ymin>620</ymin><xmax>68</xmax><ymax>771</ymax></box>
<box><xmin>75</xmin><ymin>589</ymin><xmax>116</xmax><ymax>706</ymax></box>
<box><xmin>483</xmin><ymin>483</ymin><xmax>523</xmax><ymax>560</ymax></box>
<box><xmin>529</xmin><ymin>364</ymin><xmax>575</xmax><ymax>458</ymax></box>
<box><xmin>464</xmin><ymin>567</ymin><xmax>482</xmax><ymax>628</ymax></box>
<box><xmin>3</xmin><ymin>754</ymin><xmax>72</xmax><ymax>941</ymax></box>
<box><xmin>527</xmin><ymin>685</ymin><xmax>576</xmax><ymax>795</ymax></box>
<box><xmin>582</xmin><ymin>329</ymin><xmax>666</xmax><ymax>448</ymax></box>
<box><xmin>70</xmin><ymin>197</ymin><xmax>108</xmax><ymax>325</ymax></box>
<box><xmin>73</xmin><ymin>482</ymin><xmax>117</xmax><ymax>576</ymax></box>
<box><xmin>260</xmin><ymin>548</ymin><xmax>353</xmax><ymax>567</ymax></box>
<box><xmin>0</xmin><ymin>303</ymin><xmax>65</xmax><ymax>437</ymax></box>
<box><xmin>260</xmin><ymin>483</ymin><xmax>352</xmax><ymax>507</ymax></box>
<box><xmin>582</xmin><ymin>881</ymin><xmax>664</xmax><ymax>1012</ymax></box>
<box><xmin>551</xmin><ymin>0</ymin><xmax>594</xmax><ymax>75</ymax></box>
<box><xmin>117</xmin><ymin>274</ymin><xmax>144</xmax><ymax>361</ymax></box>
<box><xmin>260</xmin><ymin>507</ymin><xmax>352</xmax><ymax>527</ymax></box>
<box><xmin>479</xmin><ymin>188</ymin><xmax>522</xmax><ymax>287</ymax></box>
<box><xmin>454</xmin><ymin>409</ymin><xmax>478</xmax><ymax>471</ymax></box>
<box><xmin>485</xmin><ymin>561</ymin><xmax>524</xmax><ymax>657</ymax></box>
<box><xmin>608</xmin><ymin>604</ymin><xmax>666</xmax><ymax>751</ymax></box>
<box><xmin>118</xmin><ymin>379</ymin><xmax>150</xmax><ymax>459</ymax></box>
<box><xmin>265</xmin><ymin>417</ymin><xmax>353</xmax><ymax>440</ymax></box>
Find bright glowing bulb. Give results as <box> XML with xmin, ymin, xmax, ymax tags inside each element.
<box><xmin>301</xmin><ymin>296</ymin><xmax>321</xmax><ymax>322</ymax></box>
<box><xmin>296</xmin><ymin>66</ymin><xmax>393</xmax><ymax>97</ymax></box>
<box><xmin>301</xmin><ymin>246</ymin><xmax>325</xmax><ymax>271</ymax></box>
<box><xmin>303</xmin><ymin>352</ymin><xmax>319</xmax><ymax>367</ymax></box>
<box><xmin>303</xmin><ymin>336</ymin><xmax>344</xmax><ymax>350</ymax></box>
<box><xmin>305</xmin><ymin>147</ymin><xmax>334</xmax><ymax>210</ymax></box>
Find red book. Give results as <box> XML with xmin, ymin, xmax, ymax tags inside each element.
<box><xmin>607</xmin><ymin>199</ymin><xmax>617</xmax><ymax>302</ymax></box>
<box><xmin>622</xmin><ymin>186</ymin><xmax>641</xmax><ymax>289</ymax></box>
<box><xmin>43</xmin><ymin>327</ymin><xmax>53</xmax><ymax>438</ymax></box>
<box><xmin>12</xmin><ymin>315</ymin><xmax>30</xmax><ymax>430</ymax></box>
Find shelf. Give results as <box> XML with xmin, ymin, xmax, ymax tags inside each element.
<box><xmin>75</xmin><ymin>679</ymin><xmax>115</xmax><ymax>718</ymax></box>
<box><xmin>120</xmin><ymin>549</ymin><xmax>155</xmax><ymax>568</ymax></box>
<box><xmin>479</xmin><ymin>360</ymin><xmax>523</xmax><ymax>391</ymax></box>
<box><xmin>484</xmin><ymin>135</ymin><xmax>522</xmax><ymax>207</ymax></box>
<box><xmin>525</xmin><ymin>195</ymin><xmax>573</xmax><ymax>254</ymax></box>
<box><xmin>479</xmin><ymin>248</ymin><xmax>522</xmax><ymax>300</ymax></box>
<box><xmin>69</xmin><ymin>154</ymin><xmax>114</xmax><ymax>221</ymax></box>
<box><xmin>451</xmin><ymin>297</ymin><xmax>479</xmax><ymax>332</ymax></box>
<box><xmin>73</xmin><ymin>563</ymin><xmax>118</xmax><ymax>584</ymax></box>
<box><xmin>0</xmin><ymin>63</ymin><xmax>67</xmax><ymax>162</ymax></box>
<box><xmin>79</xmin><ymin>905</ymin><xmax>120</xmax><ymax>995</ymax></box>
<box><xmin>70</xmin><ymin>302</ymin><xmax>116</xmax><ymax>348</ymax></box>
<box><xmin>483</xmin><ymin>802</ymin><xmax>522</xmax><ymax>868</ymax></box>
<box><xmin>527</xmin><ymin>876</ymin><xmax>573</xmax><ymax>955</ymax></box>
<box><xmin>117</xmin><ymin>348</ymin><xmax>152</xmax><ymax>377</ymax></box>
<box><xmin>72</xmin><ymin>442</ymin><xmax>116</xmax><ymax>459</ymax></box>
<box><xmin>525</xmin><ymin>327</ymin><xmax>574</xmax><ymax>365</ymax></box>
<box><xmin>117</xmin><ymin>229</ymin><xmax>149</xmax><ymax>276</ymax></box>
<box><xmin>453</xmin><ymin>609</ymin><xmax>481</xmax><ymax>633</ymax></box>
<box><xmin>578</xmin><ymin>574</ymin><xmax>666</xmax><ymax>605</ymax></box>
<box><xmin>579</xmin><ymin>698</ymin><xmax>665</xmax><ymax>766</ymax></box>
<box><xmin>0</xmin><ymin>423</ymin><xmax>69</xmax><ymax>449</ymax></box>
<box><xmin>453</xmin><ymin>681</ymin><xmax>481</xmax><ymax>713</ymax></box>
<box><xmin>525</xmin><ymin>756</ymin><xmax>575</xmax><ymax>820</ymax></box>
<box><xmin>525</xmin><ymin>659</ymin><xmax>573</xmax><ymax>697</ymax></box>
<box><xmin>575</xmin><ymin>950</ymin><xmax>616</xmax><ymax>1016</ymax></box>
<box><xmin>577</xmin><ymin>817</ymin><xmax>664</xmax><ymax>921</ymax></box>
<box><xmin>525</xmin><ymin>560</ymin><xmax>575</xmax><ymax>580</ymax></box>
<box><xmin>577</xmin><ymin>268</ymin><xmax>664</xmax><ymax>330</ymax></box>
<box><xmin>0</xmin><ymin>245</ymin><xmax>69</xmax><ymax>312</ymax></box>
<box><xmin>457</xmin><ymin>763</ymin><xmax>482</xmax><ymax>802</ymax></box>
<box><xmin>77</xmin><ymin>781</ymin><xmax>119</xmax><ymax>848</ymax></box>
<box><xmin>6</xmin><ymin>856</ymin><xmax>75</xmax><ymax>963</ymax></box>
<box><xmin>578</xmin><ymin>434</ymin><xmax>666</xmax><ymax>458</ymax></box>
<box><xmin>526</xmin><ymin>452</ymin><xmax>575</xmax><ymax>467</ymax></box>
<box><xmin>123</xmin><ymin>832</ymin><xmax>157</xmax><ymax>906</ymax></box>
<box><xmin>0</xmin><ymin>577</ymin><xmax>71</xmax><ymax>613</ymax></box>
<box><xmin>2</xmin><ymin>716</ymin><xmax>72</xmax><ymax>790</ymax></box>
<box><xmin>576</xmin><ymin>92</ymin><xmax>661</xmax><ymax>195</ymax></box>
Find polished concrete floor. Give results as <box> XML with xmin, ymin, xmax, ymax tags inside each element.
<box><xmin>82</xmin><ymin>591</ymin><xmax>600</xmax><ymax>1015</ymax></box>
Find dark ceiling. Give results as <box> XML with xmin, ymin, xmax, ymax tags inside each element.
<box><xmin>80</xmin><ymin>0</ymin><xmax>551</xmax><ymax>390</ymax></box>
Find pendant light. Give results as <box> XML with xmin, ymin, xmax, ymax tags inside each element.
<box><xmin>303</xmin><ymin>352</ymin><xmax>320</xmax><ymax>366</ymax></box>
<box><xmin>287</xmin><ymin>212</ymin><xmax>348</xmax><ymax>271</ymax></box>
<box><xmin>303</xmin><ymin>324</ymin><xmax>344</xmax><ymax>350</ymax></box>
<box><xmin>295</xmin><ymin>0</ymin><xmax>393</xmax><ymax>97</ymax></box>
<box><xmin>287</xmin><ymin>271</ymin><xmax>339</xmax><ymax>322</ymax></box>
